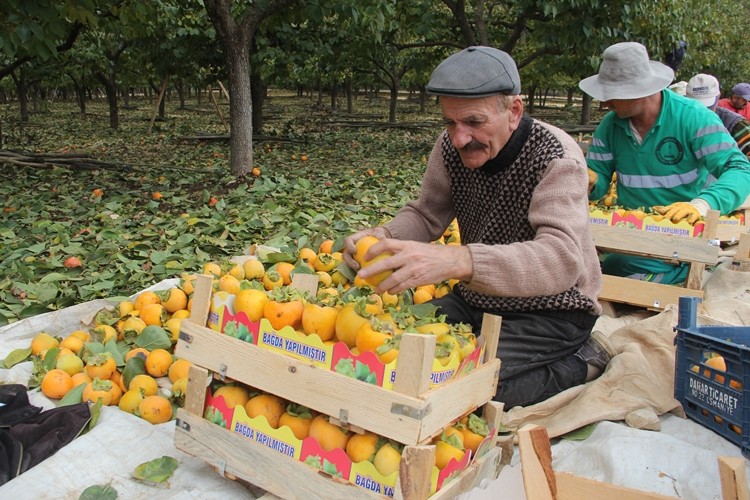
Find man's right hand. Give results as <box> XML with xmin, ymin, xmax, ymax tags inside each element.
<box><xmin>587</xmin><ymin>169</ymin><xmax>598</xmax><ymax>193</ymax></box>
<box><xmin>342</xmin><ymin>226</ymin><xmax>391</xmax><ymax>270</ymax></box>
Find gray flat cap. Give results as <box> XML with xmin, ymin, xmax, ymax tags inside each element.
<box><xmin>427</xmin><ymin>46</ymin><xmax>521</xmax><ymax>97</ymax></box>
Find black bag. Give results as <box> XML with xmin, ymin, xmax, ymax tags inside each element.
<box><xmin>0</xmin><ymin>384</ymin><xmax>91</xmax><ymax>486</ymax></box>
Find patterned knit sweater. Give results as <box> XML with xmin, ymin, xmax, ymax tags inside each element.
<box><xmin>384</xmin><ymin>116</ymin><xmax>602</xmax><ymax>316</ymax></box>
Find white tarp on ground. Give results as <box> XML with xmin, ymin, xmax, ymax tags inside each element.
<box><xmin>1</xmin><ymin>274</ymin><xmax>749</xmax><ymax>499</ymax></box>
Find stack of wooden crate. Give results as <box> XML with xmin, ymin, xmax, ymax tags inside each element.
<box><xmin>172</xmin><ymin>275</ymin><xmax>507</xmax><ymax>499</ymax></box>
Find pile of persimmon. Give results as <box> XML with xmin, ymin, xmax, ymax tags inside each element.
<box><xmin>22</xmin><ymin>284</ymin><xmax>196</xmax><ymax>425</ymax></box>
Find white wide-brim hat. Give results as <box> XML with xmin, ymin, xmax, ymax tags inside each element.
<box><xmin>579</xmin><ymin>42</ymin><xmax>675</xmax><ymax>101</ymax></box>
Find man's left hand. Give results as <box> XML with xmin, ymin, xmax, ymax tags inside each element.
<box><xmin>653</xmin><ymin>202</ymin><xmax>701</xmax><ymax>224</ymax></box>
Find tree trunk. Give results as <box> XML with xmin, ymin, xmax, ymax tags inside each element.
<box><xmin>330</xmin><ymin>80</ymin><xmax>337</xmax><ymax>110</ymax></box>
<box><xmin>225</xmin><ymin>42</ymin><xmax>253</xmax><ymax>176</ymax></box>
<box><xmin>12</xmin><ymin>70</ymin><xmax>29</xmax><ymax>122</ymax></box>
<box><xmin>567</xmin><ymin>88</ymin><xmax>574</xmax><ymax>107</ymax></box>
<box><xmin>177</xmin><ymin>78</ymin><xmax>186</xmax><ymax>109</ymax></box>
<box><xmin>388</xmin><ymin>78</ymin><xmax>400</xmax><ymax>123</ymax></box>
<box><xmin>97</xmin><ymin>72</ymin><xmax>119</xmax><ymax>129</ymax></box>
<box><xmin>527</xmin><ymin>84</ymin><xmax>536</xmax><ymax>114</ymax></box>
<box><xmin>580</xmin><ymin>93</ymin><xmax>591</xmax><ymax>125</ymax></box>
<box><xmin>251</xmin><ymin>61</ymin><xmax>265</xmax><ymax>135</ymax></box>
<box><xmin>345</xmin><ymin>77</ymin><xmax>353</xmax><ymax>114</ymax></box>
<box><xmin>419</xmin><ymin>85</ymin><xmax>426</xmax><ymax>113</ymax></box>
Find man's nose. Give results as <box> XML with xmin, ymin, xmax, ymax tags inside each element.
<box><xmin>450</xmin><ymin>125</ymin><xmax>472</xmax><ymax>149</ymax></box>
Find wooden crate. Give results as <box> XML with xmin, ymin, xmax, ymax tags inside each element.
<box><xmin>174</xmin><ymin>364</ymin><xmax>506</xmax><ymax>499</ymax></box>
<box><xmin>591</xmin><ymin>210</ymin><xmax>721</xmax><ymax>311</ymax></box>
<box><xmin>175</xmin><ymin>274</ymin><xmax>502</xmax><ymax>445</ymax></box>
<box><xmin>518</xmin><ymin>425</ymin><xmax>749</xmax><ymax>500</ymax></box>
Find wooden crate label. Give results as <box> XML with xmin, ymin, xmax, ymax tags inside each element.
<box><xmin>643</xmin><ymin>215</ymin><xmax>704</xmax><ymax>237</ymax></box>
<box><xmin>206</xmin><ymin>294</ymin><xmax>482</xmax><ymax>390</ymax></box>
<box><xmin>230</xmin><ymin>404</ymin><xmax>302</xmax><ymax>460</ymax></box>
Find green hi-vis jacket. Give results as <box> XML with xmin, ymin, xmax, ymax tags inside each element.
<box><xmin>587</xmin><ymin>89</ymin><xmax>750</xmax><ymax>214</ymax></box>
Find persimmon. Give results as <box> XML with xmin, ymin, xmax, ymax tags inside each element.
<box><xmin>243</xmin><ymin>259</ymin><xmax>265</xmax><ymax>280</ymax></box>
<box><xmin>168</xmin><ymin>358</ymin><xmax>192</xmax><ymax>383</ymax></box>
<box><xmin>262</xmin><ymin>270</ymin><xmax>283</xmax><ymax>291</ymax></box>
<box><xmin>140</xmin><ymin>303</ymin><xmax>167</xmax><ymax>326</ymax></box>
<box><xmin>346</xmin><ymin>431</ymin><xmax>380</xmax><ymax>463</ymax></box>
<box><xmin>377</xmin><ymin>336</ymin><xmax>401</xmax><ymax>364</ymax></box>
<box><xmin>83</xmin><ymin>378</ymin><xmax>122</xmax><ymax>406</ymax></box>
<box><xmin>703</xmin><ymin>354</ymin><xmax>727</xmax><ymax>384</ymax></box>
<box><xmin>119</xmin><ymin>389</ymin><xmax>145</xmax><ymax>414</ymax></box>
<box><xmin>356</xmin><ymin>321</ymin><xmax>392</xmax><ymax>354</ymax></box>
<box><xmin>180</xmin><ymin>274</ymin><xmax>198</xmax><ymax>295</ymax></box>
<box><xmin>218</xmin><ymin>274</ymin><xmax>241</xmax><ymax>294</ymax></box>
<box><xmin>41</xmin><ymin>369</ymin><xmax>74</xmax><ymax>399</ymax></box>
<box><xmin>203</xmin><ymin>261</ymin><xmax>222</xmax><ymax>277</ymax></box>
<box><xmin>301</xmin><ymin>303</ymin><xmax>339</xmax><ymax>341</ymax></box>
<box><xmin>161</xmin><ymin>287</ymin><xmax>188</xmax><ymax>313</ymax></box>
<box><xmin>213</xmin><ymin>384</ymin><xmax>250</xmax><ymax>408</ymax></box>
<box><xmin>245</xmin><ymin>393</ymin><xmax>286</xmax><ymax>428</ymax></box>
<box><xmin>315</xmin><ymin>271</ymin><xmax>333</xmax><ymax>288</ymax></box>
<box><xmin>85</xmin><ymin>352</ymin><xmax>117</xmax><ymax>380</ymax></box>
<box><xmin>129</xmin><ymin>374</ymin><xmax>159</xmax><ymax>397</ymax></box>
<box><xmin>138</xmin><ymin>395</ymin><xmax>173</xmax><ymax>424</ymax></box>
<box><xmin>170</xmin><ymin>309</ymin><xmax>191</xmax><ymax>319</ymax></box>
<box><xmin>308</xmin><ymin>414</ymin><xmax>351</xmax><ymax>452</ymax></box>
<box><xmin>275</xmin><ymin>262</ymin><xmax>295</xmax><ymax>285</ymax></box>
<box><xmin>125</xmin><ymin>347</ymin><xmax>151</xmax><ymax>362</ymax></box>
<box><xmin>263</xmin><ymin>299</ymin><xmax>304</xmax><ymax>331</ymax></box>
<box><xmin>227</xmin><ymin>263</ymin><xmax>245</xmax><ymax>280</ymax></box>
<box><xmin>373</xmin><ymin>442</ymin><xmax>402</xmax><ymax>476</ymax></box>
<box><xmin>63</xmin><ymin>256</ymin><xmax>82</xmax><ymax>269</ymax></box>
<box><xmin>134</xmin><ymin>290</ymin><xmax>161</xmax><ymax>312</ymax></box>
<box><xmin>71</xmin><ymin>372</ymin><xmax>92</xmax><ymax>387</ymax></box>
<box><xmin>59</xmin><ymin>335</ymin><xmax>84</xmax><ymax>354</ymax></box>
<box><xmin>278</xmin><ymin>403</ymin><xmax>314</xmax><ymax>440</ymax></box>
<box><xmin>354</xmin><ymin>236</ymin><xmax>393</xmax><ymax>287</ymax></box>
<box><xmin>164</xmin><ymin>317</ymin><xmax>182</xmax><ymax>342</ymax></box>
<box><xmin>233</xmin><ymin>289</ymin><xmax>269</xmax><ymax>322</ymax></box>
<box><xmin>434</xmin><ymin>440</ymin><xmax>465</xmax><ymax>470</ymax></box>
<box><xmin>459</xmin><ymin>415</ymin><xmax>489</xmax><ymax>455</ymax></box>
<box><xmin>298</xmin><ymin>247</ymin><xmax>317</xmax><ymax>265</ymax></box>
<box><xmin>413</xmin><ymin>288</ymin><xmax>433</xmax><ymax>305</ymax></box>
<box><xmin>31</xmin><ymin>332</ymin><xmax>59</xmax><ymax>355</ymax></box>
<box><xmin>318</xmin><ymin>239</ymin><xmax>334</xmax><ymax>254</ymax></box>
<box><xmin>91</xmin><ymin>324</ymin><xmax>118</xmax><ymax>343</ymax></box>
<box><xmin>145</xmin><ymin>348</ymin><xmax>173</xmax><ymax>378</ymax></box>
<box><xmin>312</xmin><ymin>253</ymin><xmax>336</xmax><ymax>272</ymax></box>
<box><xmin>56</xmin><ymin>354</ymin><xmax>84</xmax><ymax>376</ymax></box>
<box><xmin>110</xmin><ymin>369</ymin><xmax>127</xmax><ymax>393</ymax></box>
<box><xmin>69</xmin><ymin>329</ymin><xmax>91</xmax><ymax>343</ymax></box>
<box><xmin>335</xmin><ymin>303</ymin><xmax>369</xmax><ymax>348</ymax></box>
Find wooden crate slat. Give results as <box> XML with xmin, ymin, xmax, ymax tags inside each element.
<box><xmin>174</xmin><ymin>409</ymin><xmax>384</xmax><ymax>500</ymax></box>
<box><xmin>599</xmin><ymin>275</ymin><xmax>703</xmax><ymax>311</ymax></box>
<box><xmin>590</xmin><ymin>224</ymin><xmax>719</xmax><ymax>265</ymax></box>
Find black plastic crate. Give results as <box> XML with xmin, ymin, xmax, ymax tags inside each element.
<box><xmin>674</xmin><ymin>296</ymin><xmax>750</xmax><ymax>458</ymax></box>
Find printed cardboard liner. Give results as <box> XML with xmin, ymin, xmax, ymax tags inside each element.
<box><xmin>200</xmin><ymin>390</ymin><xmax>499</xmax><ymax>497</ymax></box>
<box><xmin>589</xmin><ymin>207</ymin><xmax>745</xmax><ymax>238</ymax></box>
<box><xmin>206</xmin><ymin>290</ymin><xmax>485</xmax><ymax>391</ymax></box>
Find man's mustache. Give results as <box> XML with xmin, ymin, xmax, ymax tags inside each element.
<box><xmin>460</xmin><ymin>141</ymin><xmax>486</xmax><ymax>152</ymax></box>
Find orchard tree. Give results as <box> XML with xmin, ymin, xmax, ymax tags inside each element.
<box><xmin>203</xmin><ymin>0</ymin><xmax>297</xmax><ymax>177</ymax></box>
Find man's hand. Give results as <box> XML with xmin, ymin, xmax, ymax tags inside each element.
<box><xmin>355</xmin><ymin>239</ymin><xmax>473</xmax><ymax>295</ymax></box>
<box><xmin>587</xmin><ymin>169</ymin><xmax>598</xmax><ymax>193</ymax></box>
<box><xmin>342</xmin><ymin>226</ymin><xmax>391</xmax><ymax>270</ymax></box>
<box><xmin>653</xmin><ymin>202</ymin><xmax>702</xmax><ymax>224</ymax></box>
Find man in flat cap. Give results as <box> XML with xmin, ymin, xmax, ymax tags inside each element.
<box><xmin>343</xmin><ymin>46</ymin><xmax>610</xmax><ymax>409</ymax></box>
<box><xmin>581</xmin><ymin>42</ymin><xmax>750</xmax><ymax>284</ymax></box>
<box><xmin>718</xmin><ymin>82</ymin><xmax>750</xmax><ymax>121</ymax></box>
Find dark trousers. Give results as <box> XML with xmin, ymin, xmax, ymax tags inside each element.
<box><xmin>430</xmin><ymin>293</ymin><xmax>596</xmax><ymax>409</ymax></box>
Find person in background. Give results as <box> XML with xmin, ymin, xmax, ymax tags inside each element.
<box><xmin>717</xmin><ymin>83</ymin><xmax>750</xmax><ymax>120</ymax></box>
<box><xmin>580</xmin><ymin>42</ymin><xmax>750</xmax><ymax>284</ymax></box>
<box><xmin>343</xmin><ymin>46</ymin><xmax>609</xmax><ymax>410</ymax></box>
<box><xmin>687</xmin><ymin>73</ymin><xmax>750</xmax><ymax>159</ymax></box>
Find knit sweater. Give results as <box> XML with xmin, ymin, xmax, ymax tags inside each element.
<box><xmin>384</xmin><ymin>116</ymin><xmax>602</xmax><ymax>316</ymax></box>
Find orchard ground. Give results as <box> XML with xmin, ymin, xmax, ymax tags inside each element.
<box><xmin>0</xmin><ymin>90</ymin><xmax>601</xmax><ymax>325</ymax></box>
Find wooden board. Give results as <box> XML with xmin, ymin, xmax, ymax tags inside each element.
<box><xmin>175</xmin><ymin>321</ymin><xmax>501</xmax><ymax>445</ymax></box>
<box><xmin>174</xmin><ymin>409</ymin><xmax>504</xmax><ymax>500</ymax></box>
<box><xmin>599</xmin><ymin>274</ymin><xmax>703</xmax><ymax>311</ymax></box>
<box><xmin>590</xmin><ymin>224</ymin><xmax>719</xmax><ymax>265</ymax></box>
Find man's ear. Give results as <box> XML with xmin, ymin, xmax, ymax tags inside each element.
<box><xmin>509</xmin><ymin>96</ymin><xmax>524</xmax><ymax>128</ymax></box>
